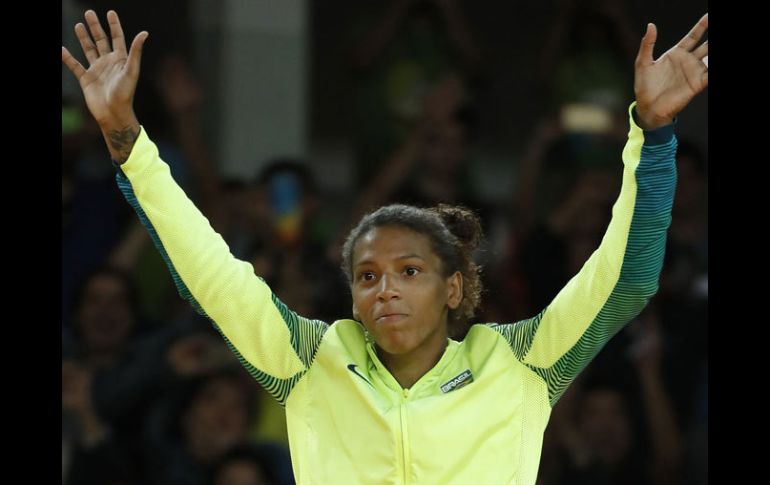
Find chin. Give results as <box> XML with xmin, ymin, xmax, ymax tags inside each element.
<box><xmin>373</xmin><ymin>331</ymin><xmax>417</xmax><ymax>356</ymax></box>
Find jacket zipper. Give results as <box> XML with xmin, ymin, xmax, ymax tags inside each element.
<box><xmin>400</xmin><ymin>388</ymin><xmax>410</xmax><ymax>485</ymax></box>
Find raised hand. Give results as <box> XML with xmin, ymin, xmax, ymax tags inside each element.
<box><xmin>634</xmin><ymin>14</ymin><xmax>708</xmax><ymax>130</ymax></box>
<box><xmin>62</xmin><ymin>10</ymin><xmax>149</xmax><ymax>162</ymax></box>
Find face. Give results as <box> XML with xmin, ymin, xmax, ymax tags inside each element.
<box><xmin>77</xmin><ymin>273</ymin><xmax>133</xmax><ymax>353</ymax></box>
<box><xmin>350</xmin><ymin>225</ymin><xmax>462</xmax><ymax>358</ymax></box>
<box><xmin>183</xmin><ymin>377</ymin><xmax>251</xmax><ymax>459</ymax></box>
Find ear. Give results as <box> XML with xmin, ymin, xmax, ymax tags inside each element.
<box><xmin>352</xmin><ymin>304</ymin><xmax>361</xmax><ymax>321</ymax></box>
<box><xmin>446</xmin><ymin>271</ymin><xmax>463</xmax><ymax>310</ymax></box>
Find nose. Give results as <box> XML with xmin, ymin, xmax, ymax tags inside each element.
<box><xmin>376</xmin><ymin>274</ymin><xmax>400</xmax><ymax>302</ymax></box>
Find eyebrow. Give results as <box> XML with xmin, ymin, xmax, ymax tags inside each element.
<box><xmin>354</xmin><ymin>254</ymin><xmax>427</xmax><ymax>268</ymax></box>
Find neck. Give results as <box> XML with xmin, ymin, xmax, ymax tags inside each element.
<box><xmin>377</xmin><ymin>335</ymin><xmax>448</xmax><ymax>389</ymax></box>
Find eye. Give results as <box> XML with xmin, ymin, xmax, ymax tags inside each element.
<box><xmin>358</xmin><ymin>271</ymin><xmax>376</xmax><ymax>282</ymax></box>
<box><xmin>404</xmin><ymin>267</ymin><xmax>420</xmax><ymax>277</ymax></box>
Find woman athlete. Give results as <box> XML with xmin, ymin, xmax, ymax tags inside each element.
<box><xmin>62</xmin><ymin>10</ymin><xmax>707</xmax><ymax>485</ymax></box>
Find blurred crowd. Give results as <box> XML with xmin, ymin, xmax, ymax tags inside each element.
<box><xmin>62</xmin><ymin>1</ymin><xmax>707</xmax><ymax>484</ymax></box>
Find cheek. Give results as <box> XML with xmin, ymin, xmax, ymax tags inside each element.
<box><xmin>351</xmin><ymin>287</ymin><xmax>375</xmax><ymax>315</ymax></box>
<box><xmin>421</xmin><ymin>282</ymin><xmax>451</xmax><ymax>314</ymax></box>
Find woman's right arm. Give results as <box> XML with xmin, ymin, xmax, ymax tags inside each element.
<box><xmin>63</xmin><ymin>10</ymin><xmax>328</xmax><ymax>406</ymax></box>
<box><xmin>116</xmin><ymin>130</ymin><xmax>327</xmax><ymax>404</ymax></box>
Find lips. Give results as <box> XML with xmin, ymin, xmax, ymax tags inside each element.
<box><xmin>375</xmin><ymin>313</ymin><xmax>409</xmax><ymax>324</ymax></box>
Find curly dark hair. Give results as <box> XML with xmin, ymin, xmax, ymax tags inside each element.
<box><xmin>341</xmin><ymin>204</ymin><xmax>483</xmax><ymax>338</ymax></box>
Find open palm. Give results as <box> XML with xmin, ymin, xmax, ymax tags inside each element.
<box><xmin>61</xmin><ymin>10</ymin><xmax>148</xmax><ymax>125</ymax></box>
<box><xmin>635</xmin><ymin>14</ymin><xmax>708</xmax><ymax>129</ymax></box>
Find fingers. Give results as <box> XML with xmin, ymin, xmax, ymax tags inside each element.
<box><xmin>636</xmin><ymin>23</ymin><xmax>657</xmax><ymax>67</ymax></box>
<box><xmin>126</xmin><ymin>31</ymin><xmax>150</xmax><ymax>79</ymax></box>
<box><xmin>106</xmin><ymin>10</ymin><xmax>127</xmax><ymax>56</ymax></box>
<box><xmin>74</xmin><ymin>22</ymin><xmax>98</xmax><ymax>65</ymax></box>
<box><xmin>692</xmin><ymin>40</ymin><xmax>708</xmax><ymax>60</ymax></box>
<box><xmin>61</xmin><ymin>46</ymin><xmax>86</xmax><ymax>80</ymax></box>
<box><xmin>677</xmin><ymin>13</ymin><xmax>708</xmax><ymax>51</ymax></box>
<box><xmin>84</xmin><ymin>10</ymin><xmax>112</xmax><ymax>56</ymax></box>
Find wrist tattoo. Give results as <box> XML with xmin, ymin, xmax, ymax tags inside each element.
<box><xmin>107</xmin><ymin>126</ymin><xmax>139</xmax><ymax>163</ymax></box>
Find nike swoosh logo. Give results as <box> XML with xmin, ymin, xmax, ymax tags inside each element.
<box><xmin>347</xmin><ymin>364</ymin><xmax>373</xmax><ymax>387</ymax></box>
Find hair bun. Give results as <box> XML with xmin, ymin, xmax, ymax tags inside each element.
<box><xmin>430</xmin><ymin>204</ymin><xmax>482</xmax><ymax>251</ymax></box>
